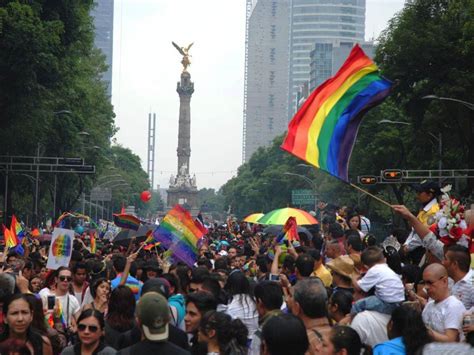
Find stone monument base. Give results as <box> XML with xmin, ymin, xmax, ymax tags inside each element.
<box><xmin>166</xmin><ymin>186</ymin><xmax>199</xmax><ymax>216</ymax></box>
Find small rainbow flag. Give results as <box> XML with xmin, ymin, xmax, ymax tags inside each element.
<box><xmin>2</xmin><ymin>224</ymin><xmax>19</xmax><ymax>249</ymax></box>
<box><xmin>10</xmin><ymin>215</ymin><xmax>25</xmax><ymax>241</ymax></box>
<box><xmin>90</xmin><ymin>232</ymin><xmax>97</xmax><ymax>253</ymax></box>
<box><xmin>144</xmin><ymin>230</ymin><xmax>154</xmax><ymax>244</ymax></box>
<box><xmin>47</xmin><ymin>298</ymin><xmax>67</xmax><ymax>329</ymax></box>
<box><xmin>277</xmin><ymin>217</ymin><xmax>299</xmax><ymax>244</ymax></box>
<box><xmin>113</xmin><ymin>213</ymin><xmax>141</xmax><ymax>231</ymax></box>
<box><xmin>31</xmin><ymin>228</ymin><xmax>41</xmax><ymax>238</ymax></box>
<box><xmin>153</xmin><ymin>205</ymin><xmax>206</xmax><ymax>267</ymax></box>
<box><xmin>281</xmin><ymin>44</ymin><xmax>392</xmax><ymax>182</ymax></box>
<box><xmin>144</xmin><ymin>241</ymin><xmax>161</xmax><ymax>251</ymax></box>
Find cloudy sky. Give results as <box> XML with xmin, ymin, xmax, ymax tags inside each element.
<box><xmin>111</xmin><ymin>0</ymin><xmax>406</xmax><ymax>190</ymax></box>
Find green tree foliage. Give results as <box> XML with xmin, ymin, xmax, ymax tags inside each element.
<box><xmin>0</xmin><ymin>1</ymin><xmax>116</xmax><ymax>223</ymax></box>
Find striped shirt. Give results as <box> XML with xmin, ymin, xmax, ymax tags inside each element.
<box><xmin>451</xmin><ymin>269</ymin><xmax>474</xmax><ymax>310</ymax></box>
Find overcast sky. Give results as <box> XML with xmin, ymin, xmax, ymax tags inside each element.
<box><xmin>111</xmin><ymin>0</ymin><xmax>406</xmax><ymax>191</ymax></box>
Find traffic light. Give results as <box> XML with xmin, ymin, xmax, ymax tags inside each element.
<box><xmin>382</xmin><ymin>169</ymin><xmax>403</xmax><ymax>181</ymax></box>
<box><xmin>359</xmin><ymin>176</ymin><xmax>378</xmax><ymax>185</ymax></box>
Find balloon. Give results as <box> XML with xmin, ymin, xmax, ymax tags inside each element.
<box><xmin>140</xmin><ymin>190</ymin><xmax>152</xmax><ymax>203</ymax></box>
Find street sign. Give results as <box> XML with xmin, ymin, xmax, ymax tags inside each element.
<box><xmin>292</xmin><ymin>189</ymin><xmax>315</xmax><ymax>206</ymax></box>
<box><xmin>90</xmin><ymin>187</ymin><xmax>112</xmax><ymax>202</ymax></box>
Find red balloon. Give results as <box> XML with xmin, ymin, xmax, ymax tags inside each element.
<box><xmin>140</xmin><ymin>190</ymin><xmax>152</xmax><ymax>203</ymax></box>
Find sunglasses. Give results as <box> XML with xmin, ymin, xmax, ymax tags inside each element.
<box><xmin>77</xmin><ymin>324</ymin><xmax>99</xmax><ymax>333</ymax></box>
<box><xmin>421</xmin><ymin>276</ymin><xmax>446</xmax><ymax>286</ymax></box>
<box><xmin>59</xmin><ymin>276</ymin><xmax>73</xmax><ymax>282</ymax></box>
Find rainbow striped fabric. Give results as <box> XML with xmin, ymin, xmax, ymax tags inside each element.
<box><xmin>153</xmin><ymin>205</ymin><xmax>206</xmax><ymax>267</ymax></box>
<box><xmin>90</xmin><ymin>232</ymin><xmax>97</xmax><ymax>253</ymax></box>
<box><xmin>144</xmin><ymin>241</ymin><xmax>161</xmax><ymax>251</ymax></box>
<box><xmin>282</xmin><ymin>44</ymin><xmax>392</xmax><ymax>182</ymax></box>
<box><xmin>277</xmin><ymin>217</ymin><xmax>299</xmax><ymax>244</ymax></box>
<box><xmin>113</xmin><ymin>213</ymin><xmax>141</xmax><ymax>231</ymax></box>
<box><xmin>10</xmin><ymin>215</ymin><xmax>24</xmax><ymax>241</ymax></box>
<box><xmin>2</xmin><ymin>224</ymin><xmax>19</xmax><ymax>249</ymax></box>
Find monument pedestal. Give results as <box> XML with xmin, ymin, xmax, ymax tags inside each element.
<box><xmin>167</xmin><ymin>186</ymin><xmax>199</xmax><ymax>215</ymax></box>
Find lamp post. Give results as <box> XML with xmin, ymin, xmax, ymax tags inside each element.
<box><xmin>422</xmin><ymin>95</ymin><xmax>474</xmax><ymax>111</ymax></box>
<box><xmin>283</xmin><ymin>172</ymin><xmax>318</xmax><ymax>211</ymax></box>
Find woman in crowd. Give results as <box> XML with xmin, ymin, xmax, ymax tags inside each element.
<box><xmin>345</xmin><ymin>212</ymin><xmax>364</xmax><ymax>238</ymax></box>
<box><xmin>61</xmin><ymin>309</ymin><xmax>115</xmax><ymax>355</ymax></box>
<box><xmin>83</xmin><ymin>278</ymin><xmax>110</xmax><ymax>315</ymax></box>
<box><xmin>261</xmin><ymin>313</ymin><xmax>309</xmax><ymax>355</ymax></box>
<box><xmin>198</xmin><ymin>311</ymin><xmax>248</xmax><ymax>355</ymax></box>
<box><xmin>322</xmin><ymin>325</ymin><xmax>363</xmax><ymax>355</ymax></box>
<box><xmin>223</xmin><ymin>270</ymin><xmax>258</xmax><ymax>340</ymax></box>
<box><xmin>328</xmin><ymin>290</ymin><xmax>353</xmax><ymax>325</ymax></box>
<box><xmin>104</xmin><ymin>285</ymin><xmax>138</xmax><ymax>350</ymax></box>
<box><xmin>0</xmin><ymin>293</ymin><xmax>53</xmax><ymax>355</ymax></box>
<box><xmin>373</xmin><ymin>305</ymin><xmax>431</xmax><ymax>355</ymax></box>
<box><xmin>29</xmin><ymin>276</ymin><xmax>43</xmax><ymax>294</ymax></box>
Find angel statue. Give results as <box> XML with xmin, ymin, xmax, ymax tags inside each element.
<box><xmin>172</xmin><ymin>41</ymin><xmax>194</xmax><ymax>72</ymax></box>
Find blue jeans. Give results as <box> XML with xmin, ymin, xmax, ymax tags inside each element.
<box><xmin>351</xmin><ymin>295</ymin><xmax>400</xmax><ymax>315</ymax></box>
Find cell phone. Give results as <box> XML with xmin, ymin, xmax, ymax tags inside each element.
<box><xmin>47</xmin><ymin>296</ymin><xmax>56</xmax><ymax>310</ymax></box>
<box><xmin>269</xmin><ymin>274</ymin><xmax>280</xmax><ymax>281</ymax></box>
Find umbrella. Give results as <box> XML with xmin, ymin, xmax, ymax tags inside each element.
<box><xmin>263</xmin><ymin>225</ymin><xmax>313</xmax><ymax>240</ymax></box>
<box><xmin>258</xmin><ymin>207</ymin><xmax>318</xmax><ymax>225</ymax></box>
<box><xmin>243</xmin><ymin>213</ymin><xmax>265</xmax><ymax>224</ymax></box>
<box><xmin>112</xmin><ymin>224</ymin><xmax>156</xmax><ymax>246</ymax></box>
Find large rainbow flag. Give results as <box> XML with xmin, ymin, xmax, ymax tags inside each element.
<box><xmin>113</xmin><ymin>213</ymin><xmax>141</xmax><ymax>231</ymax></box>
<box><xmin>281</xmin><ymin>44</ymin><xmax>392</xmax><ymax>182</ymax></box>
<box><xmin>153</xmin><ymin>205</ymin><xmax>206</xmax><ymax>267</ymax></box>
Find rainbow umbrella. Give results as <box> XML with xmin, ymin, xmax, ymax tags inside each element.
<box><xmin>243</xmin><ymin>213</ymin><xmax>265</xmax><ymax>224</ymax></box>
<box><xmin>257</xmin><ymin>207</ymin><xmax>318</xmax><ymax>225</ymax></box>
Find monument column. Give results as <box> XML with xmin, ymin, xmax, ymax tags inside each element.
<box><xmin>176</xmin><ymin>72</ymin><xmax>194</xmax><ymax>175</ymax></box>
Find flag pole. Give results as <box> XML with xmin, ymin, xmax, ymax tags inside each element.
<box><xmin>350</xmin><ymin>183</ymin><xmax>392</xmax><ymax>208</ymax></box>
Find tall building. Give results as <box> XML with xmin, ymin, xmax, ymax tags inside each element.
<box><xmin>242</xmin><ymin>0</ymin><xmax>290</xmax><ymax>162</ymax></box>
<box><xmin>288</xmin><ymin>0</ymin><xmax>366</xmax><ymax>118</ymax></box>
<box><xmin>309</xmin><ymin>41</ymin><xmax>374</xmax><ymax>90</ymax></box>
<box><xmin>91</xmin><ymin>0</ymin><xmax>114</xmax><ymax>99</ymax></box>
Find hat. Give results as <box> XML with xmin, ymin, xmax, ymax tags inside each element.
<box><xmin>141</xmin><ymin>278</ymin><xmax>170</xmax><ymax>298</ymax></box>
<box><xmin>137</xmin><ymin>292</ymin><xmax>170</xmax><ymax>341</ymax></box>
<box><xmin>326</xmin><ymin>256</ymin><xmax>357</xmax><ymax>279</ymax></box>
<box><xmin>414</xmin><ymin>180</ymin><xmax>441</xmax><ymax>196</ymax></box>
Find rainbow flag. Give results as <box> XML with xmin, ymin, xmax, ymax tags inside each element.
<box><xmin>153</xmin><ymin>205</ymin><xmax>206</xmax><ymax>267</ymax></box>
<box><xmin>113</xmin><ymin>213</ymin><xmax>141</xmax><ymax>231</ymax></box>
<box><xmin>144</xmin><ymin>241</ymin><xmax>161</xmax><ymax>251</ymax></box>
<box><xmin>10</xmin><ymin>215</ymin><xmax>25</xmax><ymax>241</ymax></box>
<box><xmin>47</xmin><ymin>298</ymin><xmax>67</xmax><ymax>329</ymax></box>
<box><xmin>31</xmin><ymin>228</ymin><xmax>41</xmax><ymax>238</ymax></box>
<box><xmin>281</xmin><ymin>44</ymin><xmax>392</xmax><ymax>182</ymax></box>
<box><xmin>277</xmin><ymin>217</ymin><xmax>299</xmax><ymax>244</ymax></box>
<box><xmin>2</xmin><ymin>224</ymin><xmax>19</xmax><ymax>249</ymax></box>
<box><xmin>90</xmin><ymin>232</ymin><xmax>97</xmax><ymax>253</ymax></box>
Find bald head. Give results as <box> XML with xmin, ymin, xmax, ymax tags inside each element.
<box><xmin>424</xmin><ymin>263</ymin><xmax>448</xmax><ymax>278</ymax></box>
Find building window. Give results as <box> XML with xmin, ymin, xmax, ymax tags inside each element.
<box><xmin>270</xmin><ymin>25</ymin><xmax>276</xmax><ymax>39</ymax></box>
<box><xmin>272</xmin><ymin>1</ymin><xmax>277</xmax><ymax>16</ymax></box>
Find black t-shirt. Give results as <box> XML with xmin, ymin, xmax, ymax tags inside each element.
<box><xmin>117</xmin><ymin>340</ymin><xmax>191</xmax><ymax>355</ymax></box>
<box><xmin>125</xmin><ymin>323</ymin><xmax>190</xmax><ymax>351</ymax></box>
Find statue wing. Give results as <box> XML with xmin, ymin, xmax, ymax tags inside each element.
<box><xmin>186</xmin><ymin>42</ymin><xmax>194</xmax><ymax>52</ymax></box>
<box><xmin>172</xmin><ymin>41</ymin><xmax>185</xmax><ymax>56</ymax></box>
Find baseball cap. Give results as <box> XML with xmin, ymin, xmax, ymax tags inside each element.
<box><xmin>141</xmin><ymin>278</ymin><xmax>171</xmax><ymax>298</ymax></box>
<box><xmin>414</xmin><ymin>180</ymin><xmax>441</xmax><ymax>196</ymax></box>
<box><xmin>137</xmin><ymin>292</ymin><xmax>170</xmax><ymax>341</ymax></box>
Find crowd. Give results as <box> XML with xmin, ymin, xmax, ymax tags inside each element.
<box><xmin>0</xmin><ymin>180</ymin><xmax>474</xmax><ymax>355</ymax></box>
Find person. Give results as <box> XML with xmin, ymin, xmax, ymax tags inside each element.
<box><xmin>442</xmin><ymin>245</ymin><xmax>474</xmax><ymax>309</ymax></box>
<box><xmin>373</xmin><ymin>305</ymin><xmax>431</xmax><ymax>355</ymax></box>
<box><xmin>40</xmin><ymin>267</ymin><xmax>81</xmax><ymax>330</ymax></box>
<box><xmin>250</xmin><ymin>281</ymin><xmax>284</xmax><ymax>355</ymax></box>
<box><xmin>111</xmin><ymin>255</ymin><xmax>142</xmax><ymax>301</ymax></box>
<box><xmin>0</xmin><ymin>293</ymin><xmax>53</xmax><ymax>355</ymax></box>
<box><xmin>325</xmin><ymin>240</ymin><xmax>343</xmax><ymax>261</ymax></box>
<box><xmin>322</xmin><ymin>325</ymin><xmax>363</xmax><ymax>355</ymax></box>
<box><xmin>328</xmin><ymin>290</ymin><xmax>353</xmax><ymax>325</ymax></box>
<box><xmin>345</xmin><ymin>212</ymin><xmax>364</xmax><ymax>238</ymax></box>
<box><xmin>351</xmin><ymin>246</ymin><xmax>405</xmax><ymax>315</ymax></box>
<box><xmin>184</xmin><ymin>291</ymin><xmax>217</xmax><ymax>355</ymax></box>
<box><xmin>162</xmin><ymin>273</ymin><xmax>186</xmax><ymax>329</ymax></box>
<box><xmin>83</xmin><ymin>278</ymin><xmax>110</xmax><ymax>315</ymax></box>
<box><xmin>117</xmin><ymin>292</ymin><xmax>190</xmax><ymax>355</ymax></box>
<box><xmin>61</xmin><ymin>309</ymin><xmax>115</xmax><ymax>355</ymax></box>
<box><xmin>326</xmin><ymin>256</ymin><xmax>356</xmax><ymax>295</ymax></box>
<box><xmin>223</xmin><ymin>271</ymin><xmax>258</xmax><ymax>340</ymax></box>
<box><xmin>344</xmin><ymin>232</ymin><xmax>364</xmax><ymax>272</ymax></box>
<box><xmin>288</xmin><ymin>278</ymin><xmax>330</xmax><ymax>355</ymax></box>
<box><xmin>356</xmin><ymin>206</ymin><xmax>371</xmax><ymax>235</ymax></box>
<box><xmin>421</xmin><ymin>263</ymin><xmax>466</xmax><ymax>342</ymax></box>
<box><xmin>309</xmin><ymin>249</ymin><xmax>332</xmax><ymax>288</ymax></box>
<box><xmin>261</xmin><ymin>313</ymin><xmax>309</xmax><ymax>355</ymax></box>
<box><xmin>104</xmin><ymin>285</ymin><xmax>137</xmax><ymax>350</ymax></box>
<box><xmin>295</xmin><ymin>253</ymin><xmax>315</xmax><ymax>280</ymax></box>
<box><xmin>30</xmin><ymin>276</ymin><xmax>42</xmax><ymax>294</ymax></box>
<box><xmin>71</xmin><ymin>262</ymin><xmax>88</xmax><ymax>305</ymax></box>
<box><xmin>198</xmin><ymin>311</ymin><xmax>248</xmax><ymax>355</ymax></box>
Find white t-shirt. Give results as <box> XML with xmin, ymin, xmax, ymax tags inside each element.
<box><xmin>357</xmin><ymin>263</ymin><xmax>405</xmax><ymax>303</ymax></box>
<box><xmin>350</xmin><ymin>310</ymin><xmax>390</xmax><ymax>348</ymax></box>
<box><xmin>225</xmin><ymin>294</ymin><xmax>258</xmax><ymax>339</ymax></box>
<box><xmin>40</xmin><ymin>290</ymin><xmax>80</xmax><ymax>327</ymax></box>
<box><xmin>422</xmin><ymin>295</ymin><xmax>465</xmax><ymax>335</ymax></box>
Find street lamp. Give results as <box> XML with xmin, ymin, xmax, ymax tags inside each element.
<box><xmin>283</xmin><ymin>172</ymin><xmax>318</xmax><ymax>211</ymax></box>
<box><xmin>378</xmin><ymin>119</ymin><xmax>411</xmax><ymax>126</ymax></box>
<box><xmin>422</xmin><ymin>95</ymin><xmax>474</xmax><ymax>111</ymax></box>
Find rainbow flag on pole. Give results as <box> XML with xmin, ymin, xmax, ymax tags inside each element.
<box><xmin>10</xmin><ymin>215</ymin><xmax>24</xmax><ymax>241</ymax></box>
<box><xmin>281</xmin><ymin>44</ymin><xmax>392</xmax><ymax>182</ymax></box>
<box><xmin>277</xmin><ymin>217</ymin><xmax>299</xmax><ymax>244</ymax></box>
<box><xmin>90</xmin><ymin>232</ymin><xmax>97</xmax><ymax>253</ymax></box>
<box><xmin>2</xmin><ymin>224</ymin><xmax>19</xmax><ymax>249</ymax></box>
<box><xmin>113</xmin><ymin>213</ymin><xmax>141</xmax><ymax>231</ymax></box>
<box><xmin>153</xmin><ymin>205</ymin><xmax>206</xmax><ymax>267</ymax></box>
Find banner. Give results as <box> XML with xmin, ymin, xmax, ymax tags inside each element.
<box><xmin>46</xmin><ymin>228</ymin><xmax>74</xmax><ymax>270</ymax></box>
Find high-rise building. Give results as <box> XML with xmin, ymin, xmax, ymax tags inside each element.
<box><xmin>309</xmin><ymin>41</ymin><xmax>374</xmax><ymax>90</ymax></box>
<box><xmin>91</xmin><ymin>0</ymin><xmax>114</xmax><ymax>100</ymax></box>
<box><xmin>242</xmin><ymin>0</ymin><xmax>290</xmax><ymax>162</ymax></box>
<box><xmin>288</xmin><ymin>0</ymin><xmax>366</xmax><ymax>118</ymax></box>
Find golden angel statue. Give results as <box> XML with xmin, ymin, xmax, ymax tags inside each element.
<box><xmin>172</xmin><ymin>41</ymin><xmax>194</xmax><ymax>72</ymax></box>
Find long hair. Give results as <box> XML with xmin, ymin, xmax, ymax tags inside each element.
<box><xmin>106</xmin><ymin>285</ymin><xmax>136</xmax><ymax>331</ymax></box>
<box><xmin>200</xmin><ymin>311</ymin><xmax>248</xmax><ymax>355</ymax></box>
<box><xmin>330</xmin><ymin>326</ymin><xmax>362</xmax><ymax>355</ymax></box>
<box><xmin>24</xmin><ymin>293</ymin><xmax>48</xmax><ymax>334</ymax></box>
<box><xmin>391</xmin><ymin>305</ymin><xmax>431</xmax><ymax>355</ymax></box>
